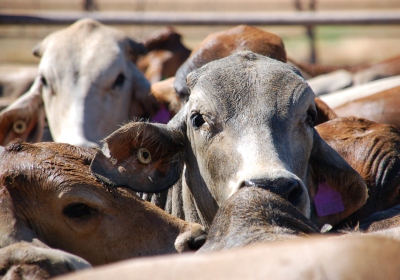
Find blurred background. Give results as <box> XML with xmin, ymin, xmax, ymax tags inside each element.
<box><xmin>1</xmin><ymin>0</ymin><xmax>400</xmax><ymax>66</ymax></box>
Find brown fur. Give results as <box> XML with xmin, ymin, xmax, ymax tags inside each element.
<box><xmin>137</xmin><ymin>26</ymin><xmax>191</xmax><ymax>83</ymax></box>
<box><xmin>0</xmin><ymin>139</ymin><xmax>206</xmax><ymax>267</ymax></box>
<box><xmin>334</xmin><ymin>85</ymin><xmax>400</xmax><ymax>131</ymax></box>
<box><xmin>314</xmin><ymin>98</ymin><xmax>338</xmax><ymax>125</ymax></box>
<box><xmin>316</xmin><ymin>117</ymin><xmax>400</xmax><ymax>228</ymax></box>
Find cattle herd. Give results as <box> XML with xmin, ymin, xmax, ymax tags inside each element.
<box><xmin>1</xmin><ymin>18</ymin><xmax>400</xmax><ymax>279</ymax></box>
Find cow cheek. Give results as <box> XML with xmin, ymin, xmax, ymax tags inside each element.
<box><xmin>204</xmin><ymin>143</ymin><xmax>242</xmax><ymax>205</ymax></box>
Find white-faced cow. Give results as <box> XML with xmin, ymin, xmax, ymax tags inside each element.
<box><xmin>91</xmin><ymin>52</ymin><xmax>367</xmax><ymax>230</ymax></box>
<box><xmin>0</xmin><ymin>125</ymin><xmax>206</xmax><ymax>267</ymax></box>
<box><xmin>0</xmin><ymin>18</ymin><xmax>161</xmax><ymax>148</ymax></box>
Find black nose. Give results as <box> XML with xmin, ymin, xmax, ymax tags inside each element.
<box><xmin>187</xmin><ymin>234</ymin><xmax>207</xmax><ymax>250</ymax></box>
<box><xmin>243</xmin><ymin>177</ymin><xmax>303</xmax><ymax>206</ymax></box>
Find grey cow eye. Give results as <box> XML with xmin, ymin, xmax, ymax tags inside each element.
<box><xmin>306</xmin><ymin>109</ymin><xmax>316</xmax><ymax>127</ymax></box>
<box><xmin>112</xmin><ymin>73</ymin><xmax>125</xmax><ymax>89</ymax></box>
<box><xmin>191</xmin><ymin>113</ymin><xmax>205</xmax><ymax>128</ymax></box>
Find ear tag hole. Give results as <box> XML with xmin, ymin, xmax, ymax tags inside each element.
<box><xmin>13</xmin><ymin>120</ymin><xmax>27</xmax><ymax>134</ymax></box>
<box><xmin>137</xmin><ymin>148</ymin><xmax>152</xmax><ymax>164</ymax></box>
<box><xmin>314</xmin><ymin>176</ymin><xmax>345</xmax><ymax>217</ymax></box>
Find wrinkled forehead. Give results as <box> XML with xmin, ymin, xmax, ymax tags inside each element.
<box><xmin>39</xmin><ymin>24</ymin><xmax>125</xmax><ymax>72</ymax></box>
<box><xmin>0</xmin><ymin>141</ymin><xmax>96</xmax><ymax>182</ymax></box>
<box><xmin>187</xmin><ymin>52</ymin><xmax>314</xmax><ymax>118</ymax></box>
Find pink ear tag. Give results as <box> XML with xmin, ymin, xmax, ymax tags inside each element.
<box><xmin>151</xmin><ymin>104</ymin><xmax>171</xmax><ymax>124</ymax></box>
<box><xmin>314</xmin><ymin>177</ymin><xmax>345</xmax><ymax>217</ymax></box>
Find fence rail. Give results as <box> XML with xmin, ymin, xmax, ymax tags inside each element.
<box><xmin>1</xmin><ymin>11</ymin><xmax>400</xmax><ymax>26</ymax></box>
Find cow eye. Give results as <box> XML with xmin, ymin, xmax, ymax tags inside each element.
<box><xmin>63</xmin><ymin>203</ymin><xmax>95</xmax><ymax>219</ymax></box>
<box><xmin>112</xmin><ymin>73</ymin><xmax>125</xmax><ymax>89</ymax></box>
<box><xmin>306</xmin><ymin>109</ymin><xmax>316</xmax><ymax>127</ymax></box>
<box><xmin>191</xmin><ymin>113</ymin><xmax>205</xmax><ymax>128</ymax></box>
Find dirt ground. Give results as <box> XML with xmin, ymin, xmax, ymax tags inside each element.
<box><xmin>1</xmin><ymin>0</ymin><xmax>400</xmax><ymax>66</ymax></box>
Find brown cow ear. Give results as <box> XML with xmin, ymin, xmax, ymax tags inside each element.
<box><xmin>0</xmin><ymin>77</ymin><xmax>45</xmax><ymax>146</ymax></box>
<box><xmin>314</xmin><ymin>98</ymin><xmax>337</xmax><ymax>126</ymax></box>
<box><xmin>308</xmin><ymin>130</ymin><xmax>367</xmax><ymax>228</ymax></box>
<box><xmin>90</xmin><ymin>122</ymin><xmax>185</xmax><ymax>193</ymax></box>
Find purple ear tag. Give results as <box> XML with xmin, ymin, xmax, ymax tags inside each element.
<box><xmin>314</xmin><ymin>176</ymin><xmax>345</xmax><ymax>217</ymax></box>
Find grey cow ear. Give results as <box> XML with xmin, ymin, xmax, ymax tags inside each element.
<box><xmin>90</xmin><ymin>122</ymin><xmax>185</xmax><ymax>193</ymax></box>
<box><xmin>308</xmin><ymin>130</ymin><xmax>368</xmax><ymax>228</ymax></box>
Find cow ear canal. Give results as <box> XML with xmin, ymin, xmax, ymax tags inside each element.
<box><xmin>191</xmin><ymin>113</ymin><xmax>205</xmax><ymax>128</ymax></box>
<box><xmin>137</xmin><ymin>148</ymin><xmax>151</xmax><ymax>164</ymax></box>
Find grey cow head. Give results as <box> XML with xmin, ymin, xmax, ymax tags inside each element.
<box><xmin>92</xmin><ymin>52</ymin><xmax>367</xmax><ymax>229</ymax></box>
<box><xmin>0</xmin><ymin>18</ymin><xmax>158</xmax><ymax>148</ymax></box>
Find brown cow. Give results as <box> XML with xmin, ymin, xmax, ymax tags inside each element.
<box><xmin>333</xmin><ymin>85</ymin><xmax>400</xmax><ymax>132</ymax></box>
<box><xmin>56</xmin><ymin>235</ymin><xmax>400</xmax><ymax>280</ymax></box>
<box><xmin>0</xmin><ymin>126</ymin><xmax>206</xmax><ymax>266</ymax></box>
<box><xmin>316</xmin><ymin>117</ymin><xmax>400</xmax><ymax>228</ymax></box>
<box><xmin>137</xmin><ymin>26</ymin><xmax>191</xmax><ymax>83</ymax></box>
<box><xmin>289</xmin><ymin>55</ymin><xmax>400</xmax><ymax>86</ymax></box>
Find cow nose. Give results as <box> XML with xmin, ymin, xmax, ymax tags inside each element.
<box><xmin>242</xmin><ymin>178</ymin><xmax>304</xmax><ymax>207</ymax></box>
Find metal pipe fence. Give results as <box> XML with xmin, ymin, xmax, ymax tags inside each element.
<box><xmin>1</xmin><ymin>11</ymin><xmax>400</xmax><ymax>26</ymax></box>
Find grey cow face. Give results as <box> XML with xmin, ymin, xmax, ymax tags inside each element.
<box><xmin>176</xmin><ymin>52</ymin><xmax>316</xmax><ymax>218</ymax></box>
<box><xmin>91</xmin><ymin>51</ymin><xmax>367</xmax><ymax>230</ymax></box>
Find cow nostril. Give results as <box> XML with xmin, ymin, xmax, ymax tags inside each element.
<box><xmin>287</xmin><ymin>183</ymin><xmax>303</xmax><ymax>206</ymax></box>
<box><xmin>187</xmin><ymin>234</ymin><xmax>207</xmax><ymax>250</ymax></box>
<box><xmin>242</xmin><ymin>178</ymin><xmax>304</xmax><ymax>207</ymax></box>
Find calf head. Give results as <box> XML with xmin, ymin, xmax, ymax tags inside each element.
<box><xmin>0</xmin><ymin>136</ymin><xmax>206</xmax><ymax>266</ymax></box>
<box><xmin>0</xmin><ymin>18</ymin><xmax>159</xmax><ymax>148</ymax></box>
<box><xmin>317</xmin><ymin>117</ymin><xmax>400</xmax><ymax>226</ymax></box>
<box><xmin>92</xmin><ymin>52</ymin><xmax>366</xmax><ymax>230</ymax></box>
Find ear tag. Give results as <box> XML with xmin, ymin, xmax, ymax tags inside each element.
<box><xmin>151</xmin><ymin>104</ymin><xmax>170</xmax><ymax>124</ymax></box>
<box><xmin>314</xmin><ymin>176</ymin><xmax>345</xmax><ymax>217</ymax></box>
